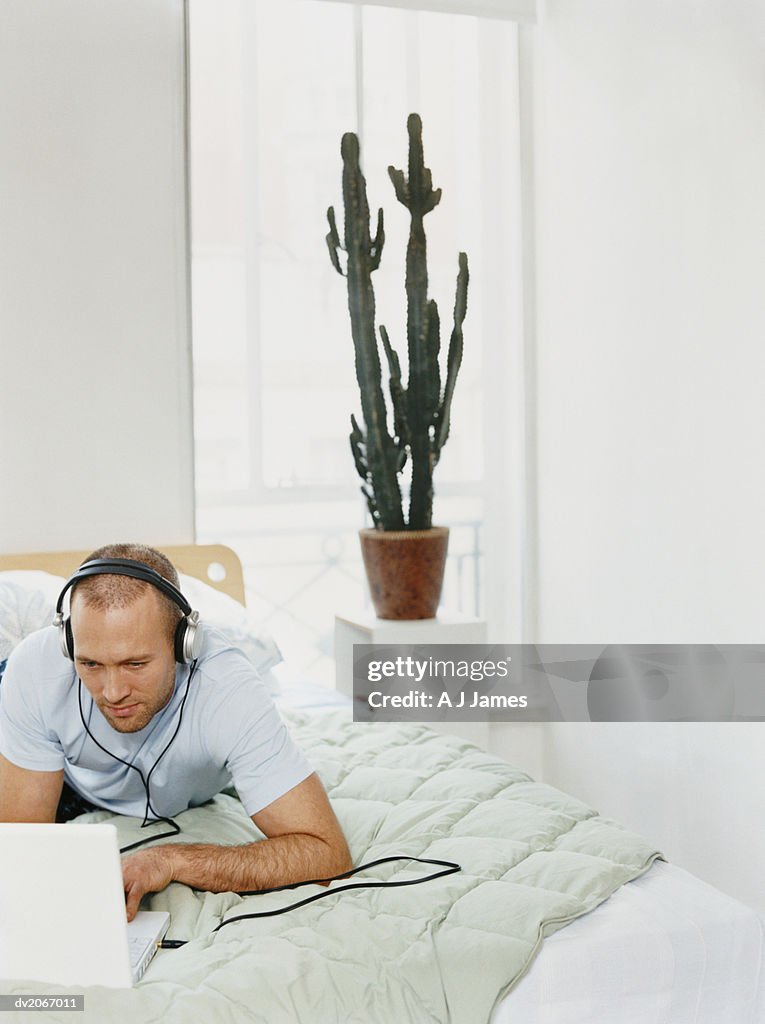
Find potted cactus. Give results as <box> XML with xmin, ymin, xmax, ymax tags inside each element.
<box><xmin>327</xmin><ymin>114</ymin><xmax>468</xmax><ymax>619</ymax></box>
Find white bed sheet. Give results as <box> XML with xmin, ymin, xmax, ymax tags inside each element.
<box><xmin>493</xmin><ymin>859</ymin><xmax>764</xmax><ymax>1024</ymax></box>
<box><xmin>277</xmin><ymin>679</ymin><xmax>765</xmax><ymax>1024</ymax></box>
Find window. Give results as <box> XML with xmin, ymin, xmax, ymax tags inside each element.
<box><xmin>190</xmin><ymin>0</ymin><xmax>526</xmax><ymax>682</ymax></box>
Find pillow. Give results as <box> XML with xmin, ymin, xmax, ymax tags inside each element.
<box><xmin>0</xmin><ymin>577</ymin><xmax>59</xmax><ymax>663</ymax></box>
<box><xmin>0</xmin><ymin>569</ymin><xmax>66</xmax><ymax>607</ymax></box>
<box><xmin>177</xmin><ymin>574</ymin><xmax>283</xmax><ymax>689</ymax></box>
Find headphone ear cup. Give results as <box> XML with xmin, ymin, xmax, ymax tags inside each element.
<box><xmin>185</xmin><ymin>612</ymin><xmax>202</xmax><ymax>662</ymax></box>
<box><xmin>174</xmin><ymin>613</ymin><xmax>202</xmax><ymax>664</ymax></box>
<box><xmin>174</xmin><ymin>617</ymin><xmax>188</xmax><ymax>664</ymax></box>
<box><xmin>64</xmin><ymin>618</ymin><xmax>75</xmax><ymax>661</ymax></box>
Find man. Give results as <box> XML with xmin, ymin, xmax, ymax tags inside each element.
<box><xmin>0</xmin><ymin>544</ymin><xmax>351</xmax><ymax>920</ymax></box>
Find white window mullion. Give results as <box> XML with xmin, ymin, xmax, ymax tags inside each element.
<box><xmin>241</xmin><ymin>1</ymin><xmax>266</xmax><ymax>495</ymax></box>
<box><xmin>477</xmin><ymin>16</ymin><xmax>526</xmax><ymax>645</ymax></box>
<box><xmin>353</xmin><ymin>6</ymin><xmax>364</xmax><ymax>142</ymax></box>
<box><xmin>517</xmin><ymin>22</ymin><xmax>537</xmax><ymax>644</ymax></box>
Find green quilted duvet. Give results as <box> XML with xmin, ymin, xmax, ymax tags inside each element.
<box><xmin>3</xmin><ymin>710</ymin><xmax>661</xmax><ymax>1023</ymax></box>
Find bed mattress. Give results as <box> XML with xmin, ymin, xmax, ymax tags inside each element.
<box><xmin>494</xmin><ymin>859</ymin><xmax>764</xmax><ymax>1024</ymax></box>
<box><xmin>278</xmin><ymin>679</ymin><xmax>765</xmax><ymax>1024</ymax></box>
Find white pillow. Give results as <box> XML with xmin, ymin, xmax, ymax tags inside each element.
<box><xmin>0</xmin><ymin>578</ymin><xmax>59</xmax><ymax>661</ymax></box>
<box><xmin>0</xmin><ymin>569</ymin><xmax>66</xmax><ymax>606</ymax></box>
<box><xmin>178</xmin><ymin>574</ymin><xmax>283</xmax><ymax>681</ymax></box>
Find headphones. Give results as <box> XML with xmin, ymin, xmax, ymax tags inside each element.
<box><xmin>53</xmin><ymin>557</ymin><xmax>203</xmax><ymax>664</ymax></box>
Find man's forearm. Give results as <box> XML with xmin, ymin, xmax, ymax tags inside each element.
<box><xmin>164</xmin><ymin>833</ymin><xmax>352</xmax><ymax>893</ymax></box>
<box><xmin>122</xmin><ymin>832</ymin><xmax>353</xmax><ymax>919</ymax></box>
<box><xmin>121</xmin><ymin>774</ymin><xmax>353</xmax><ymax>919</ymax></box>
<box><xmin>0</xmin><ymin>757</ymin><xmax>63</xmax><ymax>823</ymax></box>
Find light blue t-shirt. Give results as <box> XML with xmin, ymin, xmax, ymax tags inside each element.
<box><xmin>0</xmin><ymin>624</ymin><xmax>312</xmax><ymax>818</ymax></box>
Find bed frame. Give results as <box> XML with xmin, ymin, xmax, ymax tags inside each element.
<box><xmin>0</xmin><ymin>545</ymin><xmax>246</xmax><ymax>605</ymax></box>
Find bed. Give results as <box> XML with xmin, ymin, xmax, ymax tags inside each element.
<box><xmin>0</xmin><ymin>546</ymin><xmax>763</xmax><ymax>1023</ymax></box>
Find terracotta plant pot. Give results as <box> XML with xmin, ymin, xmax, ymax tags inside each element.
<box><xmin>359</xmin><ymin>526</ymin><xmax>449</xmax><ymax>620</ymax></box>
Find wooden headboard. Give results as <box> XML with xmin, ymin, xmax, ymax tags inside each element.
<box><xmin>0</xmin><ymin>545</ymin><xmax>246</xmax><ymax>605</ymax></box>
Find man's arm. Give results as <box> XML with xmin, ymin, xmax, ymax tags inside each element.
<box><xmin>121</xmin><ymin>773</ymin><xmax>352</xmax><ymax>920</ymax></box>
<box><xmin>0</xmin><ymin>754</ymin><xmax>63</xmax><ymax>823</ymax></box>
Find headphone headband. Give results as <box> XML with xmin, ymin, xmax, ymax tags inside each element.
<box><xmin>56</xmin><ymin>558</ymin><xmax>192</xmax><ymax>617</ymax></box>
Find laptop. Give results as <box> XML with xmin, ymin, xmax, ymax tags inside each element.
<box><xmin>0</xmin><ymin>823</ymin><xmax>170</xmax><ymax>988</ymax></box>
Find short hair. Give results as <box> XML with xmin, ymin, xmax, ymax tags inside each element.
<box><xmin>70</xmin><ymin>543</ymin><xmax>183</xmax><ymax>642</ymax></box>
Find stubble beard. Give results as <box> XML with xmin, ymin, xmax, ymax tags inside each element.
<box><xmin>100</xmin><ymin>667</ymin><xmax>177</xmax><ymax>734</ymax></box>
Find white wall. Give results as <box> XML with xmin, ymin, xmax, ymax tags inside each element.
<box><xmin>530</xmin><ymin>0</ymin><xmax>765</xmax><ymax>914</ymax></box>
<box><xmin>0</xmin><ymin>0</ymin><xmax>194</xmax><ymax>551</ymax></box>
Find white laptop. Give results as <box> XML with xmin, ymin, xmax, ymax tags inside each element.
<box><xmin>0</xmin><ymin>823</ymin><xmax>170</xmax><ymax>988</ymax></box>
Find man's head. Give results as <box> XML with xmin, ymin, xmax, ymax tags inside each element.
<box><xmin>68</xmin><ymin>544</ymin><xmax>184</xmax><ymax>733</ymax></box>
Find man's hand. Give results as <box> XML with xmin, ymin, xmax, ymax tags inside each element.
<box><xmin>122</xmin><ymin>847</ymin><xmax>176</xmax><ymax>921</ymax></box>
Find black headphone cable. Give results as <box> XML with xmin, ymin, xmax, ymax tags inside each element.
<box><xmin>157</xmin><ymin>853</ymin><xmax>462</xmax><ymax>948</ymax></box>
<box><xmin>75</xmin><ymin>659</ymin><xmax>199</xmax><ymax>853</ymax></box>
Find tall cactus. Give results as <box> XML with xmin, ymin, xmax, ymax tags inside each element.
<box><xmin>388</xmin><ymin>114</ymin><xmax>469</xmax><ymax>529</ymax></box>
<box><xmin>326</xmin><ymin>133</ymin><xmax>405</xmax><ymax>530</ymax></box>
<box><xmin>327</xmin><ymin>116</ymin><xmax>469</xmax><ymax>532</ymax></box>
